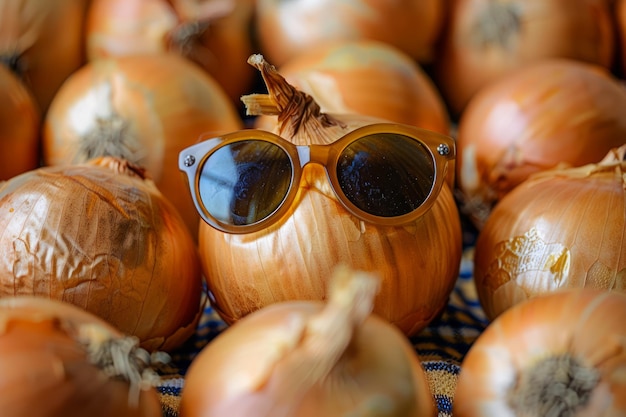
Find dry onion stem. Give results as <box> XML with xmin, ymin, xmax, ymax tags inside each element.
<box><xmin>76</xmin><ymin>324</ymin><xmax>172</xmax><ymax>407</ymax></box>
<box><xmin>242</xmin><ymin>53</ymin><xmax>342</xmax><ymax>140</ymax></box>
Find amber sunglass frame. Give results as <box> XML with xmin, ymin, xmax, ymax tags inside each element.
<box><xmin>178</xmin><ymin>123</ymin><xmax>455</xmax><ymax>234</ymax></box>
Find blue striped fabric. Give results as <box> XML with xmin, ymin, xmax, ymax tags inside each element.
<box><xmin>157</xmin><ymin>248</ymin><xmax>488</xmax><ymax>417</ymax></box>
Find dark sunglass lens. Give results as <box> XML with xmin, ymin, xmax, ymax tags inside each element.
<box><xmin>198</xmin><ymin>140</ymin><xmax>292</xmax><ymax>226</ymax></box>
<box><xmin>337</xmin><ymin>133</ymin><xmax>435</xmax><ymax>217</ymax></box>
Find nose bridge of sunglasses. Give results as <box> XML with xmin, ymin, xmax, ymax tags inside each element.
<box><xmin>295</xmin><ymin>145</ymin><xmax>332</xmax><ymax>167</ymax></box>
<box><xmin>295</xmin><ymin>145</ymin><xmax>338</xmax><ymax>198</ymax></box>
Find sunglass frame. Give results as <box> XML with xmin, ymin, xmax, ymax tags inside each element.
<box><xmin>179</xmin><ymin>123</ymin><xmax>456</xmax><ymax>234</ymax></box>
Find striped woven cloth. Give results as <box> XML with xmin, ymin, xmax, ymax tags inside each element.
<box><xmin>156</xmin><ymin>247</ymin><xmax>488</xmax><ymax>417</ymax></box>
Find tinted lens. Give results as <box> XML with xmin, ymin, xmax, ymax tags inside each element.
<box><xmin>337</xmin><ymin>133</ymin><xmax>435</xmax><ymax>217</ymax></box>
<box><xmin>198</xmin><ymin>140</ymin><xmax>293</xmax><ymax>226</ymax></box>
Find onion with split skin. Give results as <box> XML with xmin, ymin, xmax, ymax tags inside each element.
<box><xmin>85</xmin><ymin>0</ymin><xmax>256</xmax><ymax>107</ymax></box>
<box><xmin>179</xmin><ymin>266</ymin><xmax>437</xmax><ymax>417</ymax></box>
<box><xmin>198</xmin><ymin>54</ymin><xmax>462</xmax><ymax>337</ymax></box>
<box><xmin>455</xmin><ymin>58</ymin><xmax>626</xmax><ymax>229</ymax></box>
<box><xmin>0</xmin><ymin>156</ymin><xmax>204</xmax><ymax>352</ymax></box>
<box><xmin>0</xmin><ymin>296</ymin><xmax>165</xmax><ymax>417</ymax></box>
<box><xmin>0</xmin><ymin>64</ymin><xmax>40</xmax><ymax>180</ymax></box>
<box><xmin>41</xmin><ymin>53</ymin><xmax>244</xmax><ymax>240</ymax></box>
<box><xmin>454</xmin><ymin>288</ymin><xmax>626</xmax><ymax>417</ymax></box>
<box><xmin>433</xmin><ymin>0</ymin><xmax>616</xmax><ymax>117</ymax></box>
<box><xmin>472</xmin><ymin>145</ymin><xmax>626</xmax><ymax>321</ymax></box>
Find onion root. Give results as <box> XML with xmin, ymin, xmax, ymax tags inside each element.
<box><xmin>507</xmin><ymin>354</ymin><xmax>600</xmax><ymax>417</ymax></box>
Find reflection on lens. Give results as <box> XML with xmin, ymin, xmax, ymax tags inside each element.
<box><xmin>198</xmin><ymin>140</ymin><xmax>292</xmax><ymax>226</ymax></box>
<box><xmin>337</xmin><ymin>134</ymin><xmax>435</xmax><ymax>217</ymax></box>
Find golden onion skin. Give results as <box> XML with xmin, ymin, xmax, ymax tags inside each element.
<box><xmin>0</xmin><ymin>297</ymin><xmax>163</xmax><ymax>417</ymax></box>
<box><xmin>200</xmin><ymin>181</ymin><xmax>461</xmax><ymax>336</ymax></box>
<box><xmin>473</xmin><ymin>148</ymin><xmax>626</xmax><ymax>321</ymax></box>
<box><xmin>455</xmin><ymin>59</ymin><xmax>626</xmax><ymax>228</ymax></box>
<box><xmin>198</xmin><ymin>101</ymin><xmax>463</xmax><ymax>336</ymax></box>
<box><xmin>0</xmin><ymin>158</ymin><xmax>204</xmax><ymax>352</ymax></box>
<box><xmin>455</xmin><ymin>289</ymin><xmax>626</xmax><ymax>417</ymax></box>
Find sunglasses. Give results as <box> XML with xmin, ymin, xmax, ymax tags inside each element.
<box><xmin>179</xmin><ymin>123</ymin><xmax>455</xmax><ymax>234</ymax></box>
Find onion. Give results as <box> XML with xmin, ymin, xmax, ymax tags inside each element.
<box><xmin>85</xmin><ymin>0</ymin><xmax>256</xmax><ymax>107</ymax></box>
<box><xmin>455</xmin><ymin>58</ymin><xmax>626</xmax><ymax>229</ymax></box>
<box><xmin>454</xmin><ymin>288</ymin><xmax>626</xmax><ymax>416</ymax></box>
<box><xmin>0</xmin><ymin>63</ymin><xmax>40</xmax><ymax>180</ymax></box>
<box><xmin>198</xmin><ymin>54</ymin><xmax>462</xmax><ymax>337</ymax></box>
<box><xmin>434</xmin><ymin>0</ymin><xmax>616</xmax><ymax>117</ymax></box>
<box><xmin>179</xmin><ymin>266</ymin><xmax>437</xmax><ymax>417</ymax></box>
<box><xmin>255</xmin><ymin>40</ymin><xmax>451</xmax><ymax>136</ymax></box>
<box><xmin>0</xmin><ymin>296</ymin><xmax>165</xmax><ymax>417</ymax></box>
<box><xmin>253</xmin><ymin>0</ymin><xmax>445</xmax><ymax>67</ymax></box>
<box><xmin>0</xmin><ymin>0</ymin><xmax>90</xmax><ymax>114</ymax></box>
<box><xmin>41</xmin><ymin>53</ymin><xmax>244</xmax><ymax>240</ymax></box>
<box><xmin>0</xmin><ymin>156</ymin><xmax>204</xmax><ymax>352</ymax></box>
<box><xmin>472</xmin><ymin>145</ymin><xmax>626</xmax><ymax>321</ymax></box>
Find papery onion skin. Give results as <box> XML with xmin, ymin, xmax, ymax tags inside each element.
<box><xmin>455</xmin><ymin>58</ymin><xmax>626</xmax><ymax>229</ymax></box>
<box><xmin>0</xmin><ymin>296</ymin><xmax>163</xmax><ymax>417</ymax></box>
<box><xmin>434</xmin><ymin>0</ymin><xmax>615</xmax><ymax>117</ymax></box>
<box><xmin>0</xmin><ymin>0</ymin><xmax>90</xmax><ymax>114</ymax></box>
<box><xmin>179</xmin><ymin>267</ymin><xmax>437</xmax><ymax>417</ymax></box>
<box><xmin>256</xmin><ymin>40</ymin><xmax>451</xmax><ymax>136</ymax></box>
<box><xmin>41</xmin><ymin>54</ymin><xmax>244</xmax><ymax>240</ymax></box>
<box><xmin>200</xmin><ymin>173</ymin><xmax>462</xmax><ymax>337</ymax></box>
<box><xmin>472</xmin><ymin>146</ymin><xmax>626</xmax><ymax>321</ymax></box>
<box><xmin>181</xmin><ymin>306</ymin><xmax>437</xmax><ymax>417</ymax></box>
<box><xmin>254</xmin><ymin>0</ymin><xmax>445</xmax><ymax>67</ymax></box>
<box><xmin>0</xmin><ymin>157</ymin><xmax>204</xmax><ymax>352</ymax></box>
<box><xmin>199</xmin><ymin>56</ymin><xmax>463</xmax><ymax>337</ymax></box>
<box><xmin>0</xmin><ymin>64</ymin><xmax>40</xmax><ymax>180</ymax></box>
<box><xmin>85</xmin><ymin>0</ymin><xmax>256</xmax><ymax>107</ymax></box>
<box><xmin>454</xmin><ymin>289</ymin><xmax>626</xmax><ymax>417</ymax></box>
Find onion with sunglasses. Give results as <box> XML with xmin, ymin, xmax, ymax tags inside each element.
<box><xmin>179</xmin><ymin>55</ymin><xmax>463</xmax><ymax>337</ymax></box>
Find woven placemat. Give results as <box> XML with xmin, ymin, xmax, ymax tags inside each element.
<box><xmin>156</xmin><ymin>248</ymin><xmax>487</xmax><ymax>417</ymax></box>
